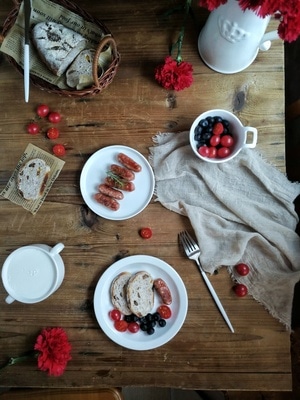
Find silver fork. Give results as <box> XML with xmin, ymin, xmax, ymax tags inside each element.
<box><xmin>179</xmin><ymin>231</ymin><xmax>234</xmax><ymax>333</ymax></box>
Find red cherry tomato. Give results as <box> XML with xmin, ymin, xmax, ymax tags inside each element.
<box><xmin>127</xmin><ymin>322</ymin><xmax>140</xmax><ymax>333</ymax></box>
<box><xmin>220</xmin><ymin>135</ymin><xmax>234</xmax><ymax>147</ymax></box>
<box><xmin>208</xmin><ymin>146</ymin><xmax>217</xmax><ymax>158</ymax></box>
<box><xmin>217</xmin><ymin>147</ymin><xmax>231</xmax><ymax>158</ymax></box>
<box><xmin>235</xmin><ymin>263</ymin><xmax>250</xmax><ymax>276</ymax></box>
<box><xmin>210</xmin><ymin>135</ymin><xmax>221</xmax><ymax>147</ymax></box>
<box><xmin>47</xmin><ymin>127</ymin><xmax>60</xmax><ymax>140</ymax></box>
<box><xmin>198</xmin><ymin>146</ymin><xmax>210</xmax><ymax>158</ymax></box>
<box><xmin>48</xmin><ymin>111</ymin><xmax>62</xmax><ymax>124</ymax></box>
<box><xmin>27</xmin><ymin>122</ymin><xmax>40</xmax><ymax>135</ymax></box>
<box><xmin>109</xmin><ymin>309</ymin><xmax>121</xmax><ymax>321</ymax></box>
<box><xmin>157</xmin><ymin>305</ymin><xmax>172</xmax><ymax>319</ymax></box>
<box><xmin>36</xmin><ymin>104</ymin><xmax>50</xmax><ymax>118</ymax></box>
<box><xmin>114</xmin><ymin>320</ymin><xmax>128</xmax><ymax>332</ymax></box>
<box><xmin>233</xmin><ymin>283</ymin><xmax>248</xmax><ymax>297</ymax></box>
<box><xmin>139</xmin><ymin>227</ymin><xmax>152</xmax><ymax>239</ymax></box>
<box><xmin>52</xmin><ymin>144</ymin><xmax>66</xmax><ymax>157</ymax></box>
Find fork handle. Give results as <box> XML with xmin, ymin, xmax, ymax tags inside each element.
<box><xmin>195</xmin><ymin>259</ymin><xmax>234</xmax><ymax>333</ymax></box>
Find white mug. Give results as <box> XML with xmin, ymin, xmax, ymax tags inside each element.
<box><xmin>1</xmin><ymin>243</ymin><xmax>65</xmax><ymax>304</ymax></box>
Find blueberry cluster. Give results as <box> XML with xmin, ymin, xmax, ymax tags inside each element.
<box><xmin>194</xmin><ymin>116</ymin><xmax>230</xmax><ymax>147</ymax></box>
<box><xmin>125</xmin><ymin>312</ymin><xmax>166</xmax><ymax>335</ymax></box>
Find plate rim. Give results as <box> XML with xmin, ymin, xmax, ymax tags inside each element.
<box><xmin>93</xmin><ymin>255</ymin><xmax>188</xmax><ymax>351</ymax></box>
<box><xmin>80</xmin><ymin>145</ymin><xmax>155</xmax><ymax>220</ymax></box>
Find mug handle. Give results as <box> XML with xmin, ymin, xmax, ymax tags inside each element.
<box><xmin>244</xmin><ymin>127</ymin><xmax>258</xmax><ymax>149</ymax></box>
<box><xmin>50</xmin><ymin>243</ymin><xmax>65</xmax><ymax>256</ymax></box>
<box><xmin>5</xmin><ymin>295</ymin><xmax>15</xmax><ymax>304</ymax></box>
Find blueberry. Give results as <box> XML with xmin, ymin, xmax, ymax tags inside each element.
<box><xmin>199</xmin><ymin>119</ymin><xmax>209</xmax><ymax>128</ymax></box>
<box><xmin>158</xmin><ymin>319</ymin><xmax>166</xmax><ymax>327</ymax></box>
<box><xmin>147</xmin><ymin>327</ymin><xmax>155</xmax><ymax>335</ymax></box>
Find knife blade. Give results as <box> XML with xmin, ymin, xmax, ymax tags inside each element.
<box><xmin>24</xmin><ymin>0</ymin><xmax>32</xmax><ymax>102</ymax></box>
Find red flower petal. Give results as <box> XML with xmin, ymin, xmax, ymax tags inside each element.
<box><xmin>155</xmin><ymin>56</ymin><xmax>193</xmax><ymax>91</ymax></box>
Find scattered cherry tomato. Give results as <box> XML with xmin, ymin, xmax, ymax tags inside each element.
<box><xmin>220</xmin><ymin>135</ymin><xmax>234</xmax><ymax>147</ymax></box>
<box><xmin>235</xmin><ymin>263</ymin><xmax>250</xmax><ymax>276</ymax></box>
<box><xmin>48</xmin><ymin>111</ymin><xmax>62</xmax><ymax>124</ymax></box>
<box><xmin>52</xmin><ymin>144</ymin><xmax>66</xmax><ymax>157</ymax></box>
<box><xmin>139</xmin><ymin>227</ymin><xmax>152</xmax><ymax>239</ymax></box>
<box><xmin>233</xmin><ymin>283</ymin><xmax>248</xmax><ymax>297</ymax></box>
<box><xmin>47</xmin><ymin>127</ymin><xmax>60</xmax><ymax>140</ymax></box>
<box><xmin>27</xmin><ymin>122</ymin><xmax>40</xmax><ymax>135</ymax></box>
<box><xmin>36</xmin><ymin>104</ymin><xmax>50</xmax><ymax>118</ymax></box>
<box><xmin>114</xmin><ymin>320</ymin><xmax>128</xmax><ymax>332</ymax></box>
<box><xmin>109</xmin><ymin>309</ymin><xmax>121</xmax><ymax>322</ymax></box>
<box><xmin>127</xmin><ymin>322</ymin><xmax>140</xmax><ymax>333</ymax></box>
<box><xmin>157</xmin><ymin>305</ymin><xmax>172</xmax><ymax>319</ymax></box>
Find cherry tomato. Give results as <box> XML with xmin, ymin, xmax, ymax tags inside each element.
<box><xmin>139</xmin><ymin>227</ymin><xmax>152</xmax><ymax>239</ymax></box>
<box><xmin>109</xmin><ymin>309</ymin><xmax>121</xmax><ymax>321</ymax></box>
<box><xmin>210</xmin><ymin>135</ymin><xmax>221</xmax><ymax>147</ymax></box>
<box><xmin>36</xmin><ymin>104</ymin><xmax>50</xmax><ymax>118</ymax></box>
<box><xmin>233</xmin><ymin>283</ymin><xmax>248</xmax><ymax>297</ymax></box>
<box><xmin>127</xmin><ymin>322</ymin><xmax>140</xmax><ymax>333</ymax></box>
<box><xmin>114</xmin><ymin>320</ymin><xmax>128</xmax><ymax>332</ymax></box>
<box><xmin>27</xmin><ymin>122</ymin><xmax>40</xmax><ymax>135</ymax></box>
<box><xmin>157</xmin><ymin>305</ymin><xmax>172</xmax><ymax>319</ymax></box>
<box><xmin>220</xmin><ymin>134</ymin><xmax>234</xmax><ymax>147</ymax></box>
<box><xmin>47</xmin><ymin>127</ymin><xmax>60</xmax><ymax>140</ymax></box>
<box><xmin>52</xmin><ymin>144</ymin><xmax>66</xmax><ymax>157</ymax></box>
<box><xmin>48</xmin><ymin>111</ymin><xmax>62</xmax><ymax>124</ymax></box>
<box><xmin>198</xmin><ymin>146</ymin><xmax>210</xmax><ymax>158</ymax></box>
<box><xmin>235</xmin><ymin>263</ymin><xmax>250</xmax><ymax>276</ymax></box>
<box><xmin>217</xmin><ymin>147</ymin><xmax>231</xmax><ymax>158</ymax></box>
<box><xmin>208</xmin><ymin>146</ymin><xmax>217</xmax><ymax>158</ymax></box>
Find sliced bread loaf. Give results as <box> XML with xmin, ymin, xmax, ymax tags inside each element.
<box><xmin>17</xmin><ymin>158</ymin><xmax>50</xmax><ymax>201</ymax></box>
<box><xmin>110</xmin><ymin>272</ymin><xmax>132</xmax><ymax>315</ymax></box>
<box><xmin>126</xmin><ymin>271</ymin><xmax>154</xmax><ymax>318</ymax></box>
<box><xmin>66</xmin><ymin>49</ymin><xmax>103</xmax><ymax>90</ymax></box>
<box><xmin>31</xmin><ymin>22</ymin><xmax>87</xmax><ymax>76</ymax></box>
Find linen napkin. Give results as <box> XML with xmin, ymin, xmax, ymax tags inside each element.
<box><xmin>149</xmin><ymin>131</ymin><xmax>300</xmax><ymax>330</ymax></box>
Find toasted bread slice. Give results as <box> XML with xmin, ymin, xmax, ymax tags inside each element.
<box><xmin>126</xmin><ymin>271</ymin><xmax>154</xmax><ymax>318</ymax></box>
<box><xmin>17</xmin><ymin>158</ymin><xmax>50</xmax><ymax>201</ymax></box>
<box><xmin>110</xmin><ymin>272</ymin><xmax>132</xmax><ymax>315</ymax></box>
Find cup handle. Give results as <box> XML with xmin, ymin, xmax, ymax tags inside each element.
<box><xmin>50</xmin><ymin>243</ymin><xmax>65</xmax><ymax>256</ymax></box>
<box><xmin>5</xmin><ymin>295</ymin><xmax>15</xmax><ymax>304</ymax></box>
<box><xmin>259</xmin><ymin>30</ymin><xmax>279</xmax><ymax>51</ymax></box>
<box><xmin>244</xmin><ymin>127</ymin><xmax>258</xmax><ymax>149</ymax></box>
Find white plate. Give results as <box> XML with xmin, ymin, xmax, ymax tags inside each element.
<box><xmin>80</xmin><ymin>145</ymin><xmax>155</xmax><ymax>220</ymax></box>
<box><xmin>93</xmin><ymin>255</ymin><xmax>188</xmax><ymax>351</ymax></box>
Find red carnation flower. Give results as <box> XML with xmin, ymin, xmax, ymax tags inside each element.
<box><xmin>34</xmin><ymin>327</ymin><xmax>72</xmax><ymax>376</ymax></box>
<box><xmin>155</xmin><ymin>56</ymin><xmax>193</xmax><ymax>91</ymax></box>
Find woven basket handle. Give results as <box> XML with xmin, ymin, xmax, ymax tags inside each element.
<box><xmin>93</xmin><ymin>35</ymin><xmax>118</xmax><ymax>87</ymax></box>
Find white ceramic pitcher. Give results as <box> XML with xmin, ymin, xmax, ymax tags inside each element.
<box><xmin>198</xmin><ymin>0</ymin><xmax>279</xmax><ymax>74</ymax></box>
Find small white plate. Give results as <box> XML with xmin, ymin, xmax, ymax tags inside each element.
<box><xmin>93</xmin><ymin>255</ymin><xmax>188</xmax><ymax>351</ymax></box>
<box><xmin>80</xmin><ymin>145</ymin><xmax>155</xmax><ymax>220</ymax></box>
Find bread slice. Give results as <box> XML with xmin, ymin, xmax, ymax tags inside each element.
<box><xmin>66</xmin><ymin>49</ymin><xmax>102</xmax><ymax>90</ymax></box>
<box><xmin>126</xmin><ymin>271</ymin><xmax>154</xmax><ymax>318</ymax></box>
<box><xmin>31</xmin><ymin>22</ymin><xmax>87</xmax><ymax>76</ymax></box>
<box><xmin>17</xmin><ymin>158</ymin><xmax>50</xmax><ymax>201</ymax></box>
<box><xmin>110</xmin><ymin>272</ymin><xmax>132</xmax><ymax>315</ymax></box>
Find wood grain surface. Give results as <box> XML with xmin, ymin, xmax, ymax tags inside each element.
<box><xmin>0</xmin><ymin>0</ymin><xmax>291</xmax><ymax>393</ymax></box>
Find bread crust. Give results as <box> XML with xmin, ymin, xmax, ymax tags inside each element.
<box><xmin>110</xmin><ymin>272</ymin><xmax>132</xmax><ymax>315</ymax></box>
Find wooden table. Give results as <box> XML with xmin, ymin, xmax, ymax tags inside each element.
<box><xmin>0</xmin><ymin>0</ymin><xmax>290</xmax><ymax>392</ymax></box>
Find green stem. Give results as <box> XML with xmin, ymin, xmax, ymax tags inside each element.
<box><xmin>0</xmin><ymin>351</ymin><xmax>38</xmax><ymax>372</ymax></box>
<box><xmin>172</xmin><ymin>0</ymin><xmax>192</xmax><ymax>63</ymax></box>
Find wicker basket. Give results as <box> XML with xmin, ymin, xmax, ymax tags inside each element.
<box><xmin>1</xmin><ymin>0</ymin><xmax>120</xmax><ymax>97</ymax></box>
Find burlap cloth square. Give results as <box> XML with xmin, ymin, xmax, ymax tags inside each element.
<box><xmin>149</xmin><ymin>131</ymin><xmax>300</xmax><ymax>330</ymax></box>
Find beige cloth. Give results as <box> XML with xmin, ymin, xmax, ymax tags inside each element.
<box><xmin>149</xmin><ymin>131</ymin><xmax>300</xmax><ymax>330</ymax></box>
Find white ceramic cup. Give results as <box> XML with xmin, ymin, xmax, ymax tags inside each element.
<box><xmin>1</xmin><ymin>243</ymin><xmax>65</xmax><ymax>304</ymax></box>
<box><xmin>189</xmin><ymin>109</ymin><xmax>257</xmax><ymax>163</ymax></box>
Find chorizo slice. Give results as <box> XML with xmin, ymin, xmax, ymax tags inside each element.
<box><xmin>153</xmin><ymin>278</ymin><xmax>172</xmax><ymax>305</ymax></box>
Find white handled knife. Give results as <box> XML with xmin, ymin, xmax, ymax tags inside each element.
<box><xmin>24</xmin><ymin>0</ymin><xmax>32</xmax><ymax>102</ymax></box>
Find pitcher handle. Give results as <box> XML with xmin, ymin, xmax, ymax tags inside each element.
<box><xmin>259</xmin><ymin>30</ymin><xmax>279</xmax><ymax>51</ymax></box>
